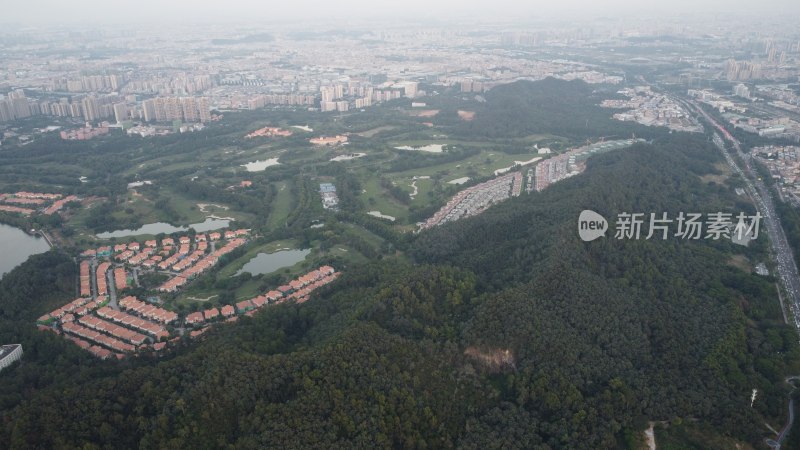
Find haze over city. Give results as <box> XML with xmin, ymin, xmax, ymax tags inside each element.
<box><xmin>3</xmin><ymin>0</ymin><xmax>800</xmax><ymax>25</ymax></box>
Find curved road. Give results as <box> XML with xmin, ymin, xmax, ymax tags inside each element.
<box><xmin>766</xmin><ymin>377</ymin><xmax>800</xmax><ymax>450</ymax></box>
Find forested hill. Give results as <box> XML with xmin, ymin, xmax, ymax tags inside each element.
<box><xmin>1</xmin><ymin>134</ymin><xmax>799</xmax><ymax>448</ymax></box>
<box><xmin>448</xmin><ymin>78</ymin><xmax>671</xmax><ymax>141</ymax></box>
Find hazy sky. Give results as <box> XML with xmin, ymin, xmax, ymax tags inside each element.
<box><xmin>3</xmin><ymin>0</ymin><xmax>800</xmax><ymax>26</ymax></box>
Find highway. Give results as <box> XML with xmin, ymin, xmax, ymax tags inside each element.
<box><xmin>687</xmin><ymin>100</ymin><xmax>800</xmax><ymax>330</ymax></box>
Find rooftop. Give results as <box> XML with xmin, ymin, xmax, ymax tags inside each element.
<box><xmin>0</xmin><ymin>344</ymin><xmax>22</xmax><ymax>361</ymax></box>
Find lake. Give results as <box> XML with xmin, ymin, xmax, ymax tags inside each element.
<box><xmin>0</xmin><ymin>223</ymin><xmax>51</xmax><ymax>279</ymax></box>
<box><xmin>97</xmin><ymin>218</ymin><xmax>230</xmax><ymax>238</ymax></box>
<box><xmin>235</xmin><ymin>248</ymin><xmax>310</xmax><ymax>276</ymax></box>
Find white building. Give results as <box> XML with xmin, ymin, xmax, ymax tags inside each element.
<box><xmin>0</xmin><ymin>344</ymin><xmax>22</xmax><ymax>372</ymax></box>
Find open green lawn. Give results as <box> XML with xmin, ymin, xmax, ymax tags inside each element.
<box><xmin>172</xmin><ymin>278</ymin><xmax>266</xmax><ymax>309</ymax></box>
<box><xmin>341</xmin><ymin>222</ymin><xmax>386</xmax><ymax>247</ymax></box>
<box><xmin>113</xmin><ymin>187</ymin><xmax>252</xmax><ymax>225</ymax></box>
<box><xmin>267</xmin><ymin>181</ymin><xmax>294</xmax><ymax>230</ymax></box>
<box><xmin>358</xmin><ymin>175</ymin><xmax>410</xmax><ymax>223</ymax></box>
<box><xmin>382</xmin><ymin>147</ymin><xmax>544</xmax><ymax>185</ymax></box>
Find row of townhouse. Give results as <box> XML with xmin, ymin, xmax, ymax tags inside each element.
<box><xmin>9</xmin><ymin>192</ymin><xmax>61</xmax><ymax>200</ymax></box>
<box><xmin>184</xmin><ymin>266</ymin><xmax>338</xmax><ymax>326</ymax></box>
<box><xmin>78</xmin><ymin>315</ymin><xmax>148</xmax><ymax>346</ymax></box>
<box><xmin>97</xmin><ymin>306</ymin><xmax>170</xmax><ymax>340</ymax></box>
<box><xmin>420</xmin><ymin>173</ymin><xmax>521</xmax><ymax>230</ymax></box>
<box><xmin>43</xmin><ymin>195</ymin><xmax>78</xmax><ymax>215</ymax></box>
<box><xmin>81</xmin><ymin>229</ymin><xmax>249</xmax><ymax>260</ymax></box>
<box><xmin>79</xmin><ymin>261</ymin><xmax>91</xmax><ymax>297</ymax></box>
<box><xmin>62</xmin><ymin>321</ymin><xmax>136</xmax><ymax>353</ymax></box>
<box><xmin>64</xmin><ymin>335</ymin><xmax>117</xmax><ymax>360</ymax></box>
<box><xmin>0</xmin><ymin>192</ymin><xmax>77</xmax><ymax>216</ymax></box>
<box><xmin>0</xmin><ymin>205</ymin><xmax>34</xmax><ymax>215</ymax></box>
<box><xmin>37</xmin><ymin>296</ymin><xmax>107</xmax><ymax>323</ymax></box>
<box><xmin>157</xmin><ymin>237</ymin><xmax>247</xmax><ymax>292</ymax></box>
<box><xmin>114</xmin><ymin>267</ymin><xmax>127</xmax><ymax>291</ymax></box>
<box><xmin>118</xmin><ymin>296</ymin><xmax>178</xmax><ymax>324</ymax></box>
<box><xmin>96</xmin><ymin>262</ymin><xmax>111</xmax><ymax>296</ymax></box>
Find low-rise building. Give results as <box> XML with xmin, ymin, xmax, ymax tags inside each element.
<box><xmin>0</xmin><ymin>344</ymin><xmax>22</xmax><ymax>372</ymax></box>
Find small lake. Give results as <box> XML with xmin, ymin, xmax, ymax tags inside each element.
<box><xmin>236</xmin><ymin>249</ymin><xmax>311</xmax><ymax>276</ymax></box>
<box><xmin>97</xmin><ymin>218</ymin><xmax>230</xmax><ymax>238</ymax></box>
<box><xmin>0</xmin><ymin>223</ymin><xmax>51</xmax><ymax>279</ymax></box>
<box><xmin>242</xmin><ymin>158</ymin><xmax>280</xmax><ymax>172</ymax></box>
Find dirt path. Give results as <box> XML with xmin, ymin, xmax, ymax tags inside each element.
<box><xmin>185</xmin><ymin>295</ymin><xmax>218</xmax><ymax>302</ymax></box>
<box><xmin>645</xmin><ymin>422</ymin><xmax>656</xmax><ymax>450</ymax></box>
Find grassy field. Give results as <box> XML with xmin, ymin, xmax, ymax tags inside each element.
<box><xmin>387</xmin><ymin>149</ymin><xmax>544</xmax><ymax>182</ymax></box>
<box><xmin>358</xmin><ymin>175</ymin><xmax>410</xmax><ymax>223</ymax></box>
<box><xmin>267</xmin><ymin>181</ymin><xmax>294</xmax><ymax>230</ymax></box>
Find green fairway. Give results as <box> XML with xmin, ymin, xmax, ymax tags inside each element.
<box><xmin>267</xmin><ymin>181</ymin><xmax>294</xmax><ymax>230</ymax></box>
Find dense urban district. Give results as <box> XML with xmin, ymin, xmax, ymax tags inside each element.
<box><xmin>2</xmin><ymin>14</ymin><xmax>800</xmax><ymax>449</ymax></box>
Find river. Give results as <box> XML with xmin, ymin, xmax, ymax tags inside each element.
<box><xmin>0</xmin><ymin>223</ymin><xmax>51</xmax><ymax>279</ymax></box>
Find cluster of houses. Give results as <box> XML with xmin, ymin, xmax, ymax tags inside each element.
<box><xmin>0</xmin><ymin>191</ymin><xmax>78</xmax><ymax>216</ymax></box>
<box><xmin>245</xmin><ymin>126</ymin><xmax>293</xmax><ymax>139</ymax></box>
<box><xmin>96</xmin><ymin>306</ymin><xmax>170</xmax><ymax>340</ymax></box>
<box><xmin>38</xmin><ymin>294</ymin><xmax>178</xmax><ymax>360</ymax></box>
<box><xmin>420</xmin><ymin>172</ymin><xmax>523</xmax><ymax>230</ymax></box>
<box><xmin>37</xmin><ymin>297</ymin><xmax>109</xmax><ymax>326</ymax></box>
<box><xmin>310</xmin><ymin>135</ymin><xmax>348</xmax><ymax>146</ymax></box>
<box><xmin>38</xmin><ymin>262</ymin><xmax>340</xmax><ymax>360</ymax></box>
<box><xmin>157</xmin><ymin>235</ymin><xmax>248</xmax><ymax>292</ymax></box>
<box><xmin>37</xmin><ymin>265</ymin><xmax>340</xmax><ymax>360</ymax></box>
<box><xmin>184</xmin><ymin>265</ymin><xmax>338</xmax><ymax>327</ymax></box>
<box><xmin>118</xmin><ymin>296</ymin><xmax>178</xmax><ymax>324</ymax></box>
<box><xmin>79</xmin><ymin>229</ymin><xmax>251</xmax><ymax>295</ymax></box>
<box><xmin>34</xmin><ymin>227</ymin><xmax>341</xmax><ymax>360</ymax></box>
<box><xmin>62</xmin><ymin>327</ymin><xmax>125</xmax><ymax>360</ymax></box>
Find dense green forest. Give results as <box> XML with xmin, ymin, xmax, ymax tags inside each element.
<box><xmin>443</xmin><ymin>78</ymin><xmax>671</xmax><ymax>141</ymax></box>
<box><xmin>0</xmin><ymin>132</ymin><xmax>797</xmax><ymax>448</ymax></box>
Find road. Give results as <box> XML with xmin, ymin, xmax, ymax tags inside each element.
<box><xmin>767</xmin><ymin>377</ymin><xmax>800</xmax><ymax>450</ymax></box>
<box><xmin>686</xmin><ymin>100</ymin><xmax>800</xmax><ymax>330</ymax></box>
<box><xmin>106</xmin><ymin>268</ymin><xmax>119</xmax><ymax>310</ymax></box>
<box><xmin>682</xmin><ymin>99</ymin><xmax>800</xmax><ymax>448</ymax></box>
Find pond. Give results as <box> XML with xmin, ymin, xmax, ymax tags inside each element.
<box><xmin>235</xmin><ymin>248</ymin><xmax>311</xmax><ymax>276</ymax></box>
<box><xmin>97</xmin><ymin>218</ymin><xmax>230</xmax><ymax>238</ymax></box>
<box><xmin>0</xmin><ymin>223</ymin><xmax>51</xmax><ymax>279</ymax></box>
